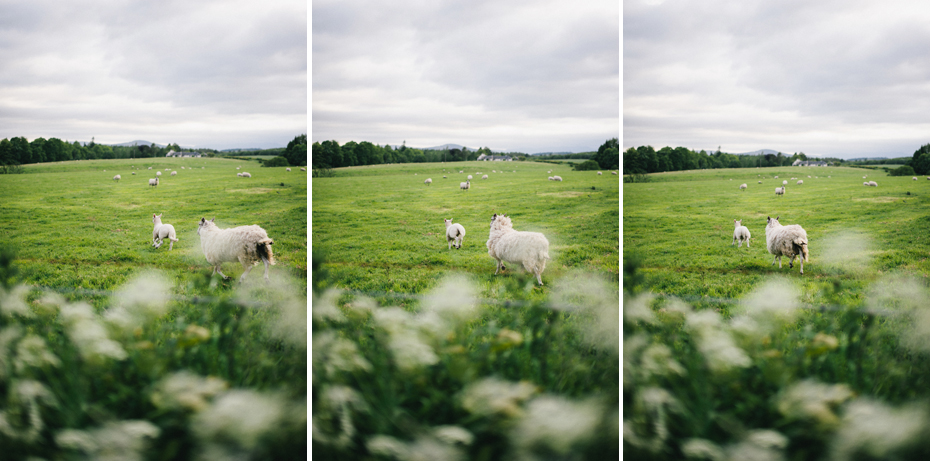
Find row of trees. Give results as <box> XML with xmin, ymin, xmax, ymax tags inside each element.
<box><xmin>0</xmin><ymin>137</ymin><xmax>218</xmax><ymax>165</ymax></box>
<box><xmin>311</xmin><ymin>138</ymin><xmax>620</xmax><ymax>170</ymax></box>
<box><xmin>623</xmin><ymin>146</ymin><xmax>842</xmax><ymax>174</ymax></box>
<box><xmin>911</xmin><ymin>144</ymin><xmax>930</xmax><ymax>175</ymax></box>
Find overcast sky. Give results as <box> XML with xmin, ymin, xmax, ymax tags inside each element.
<box><xmin>0</xmin><ymin>0</ymin><xmax>306</xmax><ymax>150</ymax></box>
<box><xmin>312</xmin><ymin>0</ymin><xmax>619</xmax><ymax>154</ymax></box>
<box><xmin>625</xmin><ymin>0</ymin><xmax>930</xmax><ymax>159</ymax></box>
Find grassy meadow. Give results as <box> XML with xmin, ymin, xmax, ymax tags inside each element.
<box><xmin>0</xmin><ymin>157</ymin><xmax>307</xmax><ymax>459</ymax></box>
<box><xmin>311</xmin><ymin>161</ymin><xmax>620</xmax><ymax>459</ymax></box>
<box><xmin>623</xmin><ymin>166</ymin><xmax>930</xmax><ymax>460</ymax></box>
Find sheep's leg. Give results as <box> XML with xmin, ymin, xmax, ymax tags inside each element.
<box><xmin>261</xmin><ymin>258</ymin><xmax>271</xmax><ymax>281</ymax></box>
<box><xmin>213</xmin><ymin>265</ymin><xmax>230</xmax><ymax>280</ymax></box>
<box><xmin>494</xmin><ymin>259</ymin><xmax>503</xmax><ymax>274</ymax></box>
<box><xmin>789</xmin><ymin>254</ymin><xmax>796</xmax><ymax>269</ymax></box>
<box><xmin>168</xmin><ymin>240</ymin><xmax>174</xmax><ymax>251</ymax></box>
<box><xmin>239</xmin><ymin>264</ymin><xmax>253</xmax><ymax>283</ymax></box>
<box><xmin>799</xmin><ymin>257</ymin><xmax>804</xmax><ymax>274</ymax></box>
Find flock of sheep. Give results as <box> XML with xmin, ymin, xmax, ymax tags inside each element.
<box><xmin>124</xmin><ymin>162</ymin><xmax>297</xmax><ymax>283</ymax></box>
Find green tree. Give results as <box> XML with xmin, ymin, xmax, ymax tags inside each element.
<box><xmin>912</xmin><ymin>143</ymin><xmax>930</xmax><ymax>175</ymax></box>
<box><xmin>262</xmin><ymin>156</ymin><xmax>290</xmax><ymax>167</ymax></box>
<box><xmin>573</xmin><ymin>159</ymin><xmax>601</xmax><ymax>171</ymax></box>
<box><xmin>594</xmin><ymin>138</ymin><xmax>619</xmax><ymax>170</ymax></box>
<box><xmin>284</xmin><ymin>134</ymin><xmax>308</xmax><ymax>167</ymax></box>
<box><xmin>890</xmin><ymin>165</ymin><xmax>915</xmax><ymax>176</ymax></box>
<box><xmin>0</xmin><ymin>139</ymin><xmax>13</xmax><ymax>165</ymax></box>
<box><xmin>341</xmin><ymin>141</ymin><xmax>358</xmax><ymax>167</ymax></box>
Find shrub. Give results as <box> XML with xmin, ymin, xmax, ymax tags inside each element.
<box><xmin>573</xmin><ymin>159</ymin><xmax>601</xmax><ymax>171</ymax></box>
<box><xmin>890</xmin><ymin>164</ymin><xmax>916</xmax><ymax>176</ymax></box>
<box><xmin>262</xmin><ymin>156</ymin><xmax>290</xmax><ymax>167</ymax></box>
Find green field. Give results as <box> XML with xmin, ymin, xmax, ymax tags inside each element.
<box><xmin>0</xmin><ymin>157</ymin><xmax>307</xmax><ymax>459</ymax></box>
<box><xmin>623</xmin><ymin>166</ymin><xmax>930</xmax><ymax>460</ymax></box>
<box><xmin>312</xmin><ymin>161</ymin><xmax>620</xmax><ymax>459</ymax></box>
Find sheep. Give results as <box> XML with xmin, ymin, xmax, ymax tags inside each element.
<box><xmin>486</xmin><ymin>213</ymin><xmax>550</xmax><ymax>286</ymax></box>
<box><xmin>775</xmin><ymin>186</ymin><xmax>785</xmax><ymax>195</ymax></box>
<box><xmin>597</xmin><ymin>171</ymin><xmax>602</xmax><ymax>175</ymax></box>
<box><xmin>797</xmin><ymin>180</ymin><xmax>803</xmax><ymax>185</ymax></box>
<box><xmin>286</xmin><ymin>168</ymin><xmax>291</xmax><ymax>172</ymax></box>
<box><xmin>732</xmin><ymin>219</ymin><xmax>751</xmax><ymax>248</ymax></box>
<box><xmin>171</xmin><ymin>171</ymin><xmax>177</xmax><ymax>176</ymax></box>
<box><xmin>151</xmin><ymin>213</ymin><xmax>179</xmax><ymax>250</ymax></box>
<box><xmin>444</xmin><ymin>219</ymin><xmax>466</xmax><ymax>249</ymax></box>
<box><xmin>149</xmin><ymin>178</ymin><xmax>159</xmax><ymax>187</ymax></box>
<box><xmin>863</xmin><ymin>182</ymin><xmax>869</xmax><ymax>186</ymax></box>
<box><xmin>460</xmin><ymin>180</ymin><xmax>471</xmax><ymax>191</ymax></box>
<box><xmin>113</xmin><ymin>174</ymin><xmax>121</xmax><ymax>182</ymax></box>
<box><xmin>424</xmin><ymin>178</ymin><xmax>432</xmax><ymax>186</ymax></box>
<box><xmin>443</xmin><ymin>175</ymin><xmax>447</xmax><ymax>179</ymax></box>
<box><xmin>782</xmin><ymin>180</ymin><xmax>787</xmax><ymax>185</ymax></box>
<box><xmin>552</xmin><ymin>176</ymin><xmax>562</xmax><ymax>181</ymax></box>
<box><xmin>237</xmin><ymin>173</ymin><xmax>243</xmax><ymax>177</ymax></box>
<box><xmin>156</xmin><ymin>171</ymin><xmax>162</xmax><ymax>176</ymax></box>
<box><xmin>869</xmin><ymin>181</ymin><xmax>877</xmax><ymax>187</ymax></box>
<box><xmin>300</xmin><ymin>167</ymin><xmax>306</xmax><ymax>171</ymax></box>
<box><xmin>467</xmin><ymin>175</ymin><xmax>473</xmax><ymax>180</ymax></box>
<box><xmin>739</xmin><ymin>183</ymin><xmax>747</xmax><ymax>190</ymax></box>
<box><xmin>758</xmin><ymin>181</ymin><xmax>762</xmax><ymax>184</ymax></box>
<box><xmin>241</xmin><ymin>172</ymin><xmax>251</xmax><ymax>178</ymax></box>
<box><xmin>774</xmin><ymin>176</ymin><xmax>779</xmax><ymax>179</ymax></box>
<box><xmin>196</xmin><ymin>217</ymin><xmax>275</xmax><ymax>283</ymax></box>
<box><xmin>611</xmin><ymin>171</ymin><xmax>618</xmax><ymax>175</ymax></box>
<box><xmin>913</xmin><ymin>177</ymin><xmax>918</xmax><ymax>181</ymax></box>
<box><xmin>548</xmin><ymin>177</ymin><xmax>553</xmax><ymax>181</ymax></box>
<box><xmin>482</xmin><ymin>174</ymin><xmax>489</xmax><ymax>180</ymax></box>
<box><xmin>132</xmin><ymin>172</ymin><xmax>136</xmax><ymax>175</ymax></box>
<box><xmin>148</xmin><ymin>167</ymin><xmax>152</xmax><ymax>170</ymax></box>
<box><xmin>765</xmin><ymin>216</ymin><xmax>809</xmax><ymax>274</ymax></box>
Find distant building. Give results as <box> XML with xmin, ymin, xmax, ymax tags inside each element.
<box><xmin>166</xmin><ymin>150</ymin><xmax>202</xmax><ymax>158</ymax></box>
<box><xmin>792</xmin><ymin>159</ymin><xmax>829</xmax><ymax>167</ymax></box>
<box><xmin>477</xmin><ymin>154</ymin><xmax>513</xmax><ymax>161</ymax></box>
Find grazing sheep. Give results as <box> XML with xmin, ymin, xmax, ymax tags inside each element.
<box><xmin>597</xmin><ymin>171</ymin><xmax>602</xmax><ymax>175</ymax></box>
<box><xmin>732</xmin><ymin>219</ymin><xmax>751</xmax><ymax>248</ymax></box>
<box><xmin>913</xmin><ymin>177</ymin><xmax>918</xmax><ymax>181</ymax></box>
<box><xmin>196</xmin><ymin>217</ymin><xmax>275</xmax><ymax>283</ymax></box>
<box><xmin>765</xmin><ymin>216</ymin><xmax>809</xmax><ymax>274</ymax></box>
<box><xmin>241</xmin><ymin>172</ymin><xmax>251</xmax><ymax>178</ymax></box>
<box><xmin>171</xmin><ymin>171</ymin><xmax>177</xmax><ymax>176</ymax></box>
<box><xmin>775</xmin><ymin>186</ymin><xmax>785</xmax><ymax>195</ymax></box>
<box><xmin>797</xmin><ymin>180</ymin><xmax>803</xmax><ymax>185</ymax></box>
<box><xmin>467</xmin><ymin>175</ymin><xmax>473</xmax><ymax>180</ymax></box>
<box><xmin>482</xmin><ymin>175</ymin><xmax>489</xmax><ymax>179</ymax></box>
<box><xmin>286</xmin><ymin>168</ymin><xmax>291</xmax><ymax>172</ymax></box>
<box><xmin>444</xmin><ymin>218</ymin><xmax>466</xmax><ymax>249</ymax></box>
<box><xmin>132</xmin><ymin>172</ymin><xmax>136</xmax><ymax>175</ymax></box>
<box><xmin>552</xmin><ymin>176</ymin><xmax>562</xmax><ymax>181</ymax></box>
<box><xmin>863</xmin><ymin>182</ymin><xmax>869</xmax><ymax>186</ymax></box>
<box><xmin>113</xmin><ymin>174</ymin><xmax>121</xmax><ymax>182</ymax></box>
<box><xmin>152</xmin><ymin>213</ymin><xmax>179</xmax><ymax>250</ymax></box>
<box><xmin>486</xmin><ymin>213</ymin><xmax>550</xmax><ymax>286</ymax></box>
<box><xmin>149</xmin><ymin>178</ymin><xmax>159</xmax><ymax>187</ymax></box>
<box><xmin>460</xmin><ymin>180</ymin><xmax>471</xmax><ymax>191</ymax></box>
<box><xmin>869</xmin><ymin>181</ymin><xmax>877</xmax><ymax>187</ymax></box>
<box><xmin>758</xmin><ymin>181</ymin><xmax>762</xmax><ymax>184</ymax></box>
<box><xmin>739</xmin><ymin>183</ymin><xmax>747</xmax><ymax>190</ymax></box>
<box><xmin>300</xmin><ymin>168</ymin><xmax>306</xmax><ymax>171</ymax></box>
<box><xmin>611</xmin><ymin>171</ymin><xmax>618</xmax><ymax>175</ymax></box>
<box><xmin>443</xmin><ymin>175</ymin><xmax>447</xmax><ymax>178</ymax></box>
<box><xmin>424</xmin><ymin>178</ymin><xmax>432</xmax><ymax>186</ymax></box>
<box><xmin>774</xmin><ymin>176</ymin><xmax>779</xmax><ymax>179</ymax></box>
<box><xmin>156</xmin><ymin>171</ymin><xmax>162</xmax><ymax>176</ymax></box>
<box><xmin>148</xmin><ymin>167</ymin><xmax>152</xmax><ymax>170</ymax></box>
<box><xmin>782</xmin><ymin>180</ymin><xmax>787</xmax><ymax>185</ymax></box>
<box><xmin>548</xmin><ymin>177</ymin><xmax>553</xmax><ymax>181</ymax></box>
<box><xmin>237</xmin><ymin>173</ymin><xmax>243</xmax><ymax>177</ymax></box>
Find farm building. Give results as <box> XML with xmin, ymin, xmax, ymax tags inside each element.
<box><xmin>166</xmin><ymin>150</ymin><xmax>203</xmax><ymax>158</ymax></box>
<box><xmin>792</xmin><ymin>160</ymin><xmax>829</xmax><ymax>167</ymax></box>
<box><xmin>477</xmin><ymin>154</ymin><xmax>513</xmax><ymax>161</ymax></box>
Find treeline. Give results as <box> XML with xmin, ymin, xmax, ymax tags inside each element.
<box><xmin>623</xmin><ymin>146</ymin><xmax>844</xmax><ymax>174</ymax></box>
<box><xmin>0</xmin><ymin>137</ymin><xmax>216</xmax><ymax>165</ymax></box>
<box><xmin>311</xmin><ymin>141</ymin><xmax>527</xmax><ymax>169</ymax></box>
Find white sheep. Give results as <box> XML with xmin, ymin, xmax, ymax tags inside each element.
<box><xmin>444</xmin><ymin>218</ymin><xmax>466</xmax><ymax>249</ymax></box>
<box><xmin>443</xmin><ymin>175</ymin><xmax>447</xmax><ymax>179</ymax></box>
<box><xmin>486</xmin><ymin>213</ymin><xmax>550</xmax><ymax>286</ymax></box>
<box><xmin>241</xmin><ymin>172</ymin><xmax>251</xmax><ymax>178</ymax></box>
<box><xmin>300</xmin><ymin>167</ymin><xmax>306</xmax><ymax>171</ymax></box>
<box><xmin>467</xmin><ymin>175</ymin><xmax>473</xmax><ymax>180</ymax></box>
<box><xmin>132</xmin><ymin>172</ymin><xmax>136</xmax><ymax>175</ymax></box>
<box><xmin>171</xmin><ymin>171</ymin><xmax>177</xmax><ymax>176</ymax></box>
<box><xmin>424</xmin><ymin>178</ymin><xmax>432</xmax><ymax>186</ymax></box>
<box><xmin>148</xmin><ymin>167</ymin><xmax>152</xmax><ymax>170</ymax></box>
<box><xmin>152</xmin><ymin>213</ymin><xmax>179</xmax><ymax>250</ymax></box>
<box><xmin>758</xmin><ymin>181</ymin><xmax>762</xmax><ymax>184</ymax></box>
<box><xmin>149</xmin><ymin>178</ymin><xmax>159</xmax><ymax>187</ymax></box>
<box><xmin>774</xmin><ymin>176</ymin><xmax>779</xmax><ymax>179</ymax></box>
<box><xmin>913</xmin><ymin>177</ymin><xmax>918</xmax><ymax>181</ymax></box>
<box><xmin>765</xmin><ymin>216</ymin><xmax>809</xmax><ymax>274</ymax></box>
<box><xmin>863</xmin><ymin>182</ymin><xmax>869</xmax><ymax>186</ymax></box>
<box><xmin>775</xmin><ymin>186</ymin><xmax>785</xmax><ymax>196</ymax></box>
<box><xmin>113</xmin><ymin>174</ymin><xmax>121</xmax><ymax>182</ymax></box>
<box><xmin>611</xmin><ymin>171</ymin><xmax>617</xmax><ymax>175</ymax></box>
<box><xmin>548</xmin><ymin>177</ymin><xmax>553</xmax><ymax>181</ymax></box>
<box><xmin>732</xmin><ymin>219</ymin><xmax>751</xmax><ymax>248</ymax></box>
<box><xmin>286</xmin><ymin>168</ymin><xmax>291</xmax><ymax>172</ymax></box>
<box><xmin>597</xmin><ymin>171</ymin><xmax>602</xmax><ymax>175</ymax></box>
<box><xmin>482</xmin><ymin>174</ymin><xmax>488</xmax><ymax>179</ymax></box>
<box><xmin>196</xmin><ymin>217</ymin><xmax>275</xmax><ymax>283</ymax></box>
<box><xmin>552</xmin><ymin>176</ymin><xmax>562</xmax><ymax>181</ymax></box>
<box><xmin>797</xmin><ymin>180</ymin><xmax>803</xmax><ymax>185</ymax></box>
<box><xmin>869</xmin><ymin>181</ymin><xmax>877</xmax><ymax>187</ymax></box>
<box><xmin>156</xmin><ymin>171</ymin><xmax>162</xmax><ymax>176</ymax></box>
<box><xmin>460</xmin><ymin>180</ymin><xmax>470</xmax><ymax>191</ymax></box>
<box><xmin>237</xmin><ymin>173</ymin><xmax>243</xmax><ymax>177</ymax></box>
<box><xmin>782</xmin><ymin>180</ymin><xmax>787</xmax><ymax>185</ymax></box>
<box><xmin>739</xmin><ymin>183</ymin><xmax>747</xmax><ymax>190</ymax></box>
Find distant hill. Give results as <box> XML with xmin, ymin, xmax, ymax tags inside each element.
<box><xmin>109</xmin><ymin>140</ymin><xmax>166</xmax><ymax>148</ymax></box>
<box><xmin>733</xmin><ymin>149</ymin><xmax>781</xmax><ymax>156</ymax></box>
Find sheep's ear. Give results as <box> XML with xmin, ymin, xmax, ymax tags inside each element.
<box><xmin>211</xmin><ymin>217</ymin><xmax>215</xmax><ymax>222</ymax></box>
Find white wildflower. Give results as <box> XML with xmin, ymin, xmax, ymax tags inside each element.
<box><xmin>819</xmin><ymin>231</ymin><xmax>872</xmax><ymax>273</ymax></box>
<box><xmin>312</xmin><ymin>331</ymin><xmax>372</xmax><ymax>379</ymax></box>
<box><xmin>56</xmin><ymin>420</ymin><xmax>160</xmax><ymax>461</ymax></box>
<box><xmin>738</xmin><ymin>277</ymin><xmax>801</xmax><ymax>329</ymax></box>
<box><xmin>511</xmin><ymin>395</ymin><xmax>601</xmax><ymax>456</ymax></box>
<box><xmin>725</xmin><ymin>429</ymin><xmax>788</xmax><ymax>461</ymax></box>
<box><xmin>406</xmin><ymin>436</ymin><xmax>466</xmax><ymax>461</ymax></box>
<box><xmin>0</xmin><ymin>380</ymin><xmax>57</xmax><ymax>442</ymax></box>
<box><xmin>552</xmin><ymin>271</ymin><xmax>620</xmax><ymax>352</ymax></box>
<box><xmin>367</xmin><ymin>435</ymin><xmax>410</xmax><ymax>458</ymax></box>
<box><xmin>313</xmin><ymin>386</ymin><xmax>368</xmax><ymax>448</ymax></box>
<box><xmin>866</xmin><ymin>274</ymin><xmax>926</xmax><ymax>313</ymax></box>
<box><xmin>312</xmin><ymin>288</ymin><xmax>346</xmax><ymax>323</ymax></box>
<box><xmin>777</xmin><ymin>380</ymin><xmax>853</xmax><ymax>426</ymax></box>
<box><xmin>623</xmin><ymin>333</ymin><xmax>649</xmax><ymax>389</ymax></box>
<box><xmin>236</xmin><ymin>274</ymin><xmax>307</xmax><ymax>349</ymax></box>
<box><xmin>624</xmin><ymin>292</ymin><xmax>656</xmax><ymax>325</ymax></box>
<box><xmin>830</xmin><ymin>399</ymin><xmax>927</xmax><ymax>461</ymax></box>
<box><xmin>387</xmin><ymin>335</ymin><xmax>439</xmax><ymax>370</ymax></box>
<box><xmin>640</xmin><ymin>343</ymin><xmax>687</xmax><ymax>379</ymax></box>
<box><xmin>0</xmin><ymin>326</ymin><xmax>23</xmax><ymax>379</ymax></box>
<box><xmin>0</xmin><ymin>285</ymin><xmax>32</xmax><ymax>318</ymax></box>
<box><xmin>420</xmin><ymin>274</ymin><xmax>479</xmax><ymax>327</ymax></box>
<box><xmin>108</xmin><ymin>271</ymin><xmax>171</xmax><ymax>329</ymax></box>
<box><xmin>433</xmin><ymin>425</ymin><xmax>474</xmax><ymax>446</ymax></box>
<box><xmin>685</xmin><ymin>310</ymin><xmax>750</xmax><ymax>372</ymax></box>
<box><xmin>682</xmin><ymin>438</ymin><xmax>724</xmax><ymax>460</ymax></box>
<box><xmin>59</xmin><ymin>303</ymin><xmax>127</xmax><ymax>362</ymax></box>
<box><xmin>193</xmin><ymin>390</ymin><xmax>285</xmax><ymax>450</ymax></box>
<box><xmin>460</xmin><ymin>377</ymin><xmax>538</xmax><ymax>418</ymax></box>
<box><xmin>150</xmin><ymin>371</ymin><xmax>228</xmax><ymax>412</ymax></box>
<box><xmin>14</xmin><ymin>335</ymin><xmax>61</xmax><ymax>373</ymax></box>
<box><xmin>372</xmin><ymin>307</ymin><xmax>440</xmax><ymax>370</ymax></box>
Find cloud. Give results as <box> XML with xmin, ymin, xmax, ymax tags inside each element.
<box><xmin>0</xmin><ymin>0</ymin><xmax>306</xmax><ymax>149</ymax></box>
<box><xmin>623</xmin><ymin>0</ymin><xmax>930</xmax><ymax>158</ymax></box>
<box><xmin>312</xmin><ymin>0</ymin><xmax>619</xmax><ymax>153</ymax></box>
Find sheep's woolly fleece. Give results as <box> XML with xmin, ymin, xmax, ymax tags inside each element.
<box><xmin>197</xmin><ymin>218</ymin><xmax>275</xmax><ymax>282</ymax></box>
<box><xmin>486</xmin><ymin>214</ymin><xmax>550</xmax><ymax>286</ymax></box>
<box><xmin>765</xmin><ymin>216</ymin><xmax>809</xmax><ymax>274</ymax></box>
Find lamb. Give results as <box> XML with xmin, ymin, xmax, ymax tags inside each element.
<box><xmin>765</xmin><ymin>216</ymin><xmax>809</xmax><ymax>274</ymax></box>
<box><xmin>732</xmin><ymin>219</ymin><xmax>751</xmax><ymax>248</ymax></box>
<box><xmin>424</xmin><ymin>178</ymin><xmax>432</xmax><ymax>186</ymax></box>
<box><xmin>552</xmin><ymin>176</ymin><xmax>562</xmax><ymax>181</ymax></box>
<box><xmin>444</xmin><ymin>219</ymin><xmax>466</xmax><ymax>249</ymax></box>
<box><xmin>460</xmin><ymin>180</ymin><xmax>470</xmax><ymax>191</ymax></box>
<box><xmin>797</xmin><ymin>180</ymin><xmax>803</xmax><ymax>185</ymax></box>
<box><xmin>113</xmin><ymin>174</ymin><xmax>121</xmax><ymax>182</ymax></box>
<box><xmin>152</xmin><ymin>213</ymin><xmax>179</xmax><ymax>250</ymax></box>
<box><xmin>197</xmin><ymin>217</ymin><xmax>275</xmax><ymax>283</ymax></box>
<box><xmin>739</xmin><ymin>183</ymin><xmax>747</xmax><ymax>190</ymax></box>
<box><xmin>149</xmin><ymin>178</ymin><xmax>159</xmax><ymax>187</ymax></box>
<box><xmin>486</xmin><ymin>214</ymin><xmax>551</xmax><ymax>286</ymax></box>
<box><xmin>775</xmin><ymin>186</ymin><xmax>785</xmax><ymax>195</ymax></box>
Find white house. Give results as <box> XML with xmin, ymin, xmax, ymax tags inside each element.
<box><xmin>477</xmin><ymin>154</ymin><xmax>513</xmax><ymax>161</ymax></box>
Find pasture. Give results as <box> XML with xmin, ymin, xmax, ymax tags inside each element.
<box><xmin>311</xmin><ymin>160</ymin><xmax>620</xmax><ymax>459</ymax></box>
<box><xmin>0</xmin><ymin>157</ymin><xmax>306</xmax><ymax>459</ymax></box>
<box><xmin>624</xmin><ymin>166</ymin><xmax>930</xmax><ymax>460</ymax></box>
